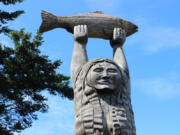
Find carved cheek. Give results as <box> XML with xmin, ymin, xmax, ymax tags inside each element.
<box><xmin>87</xmin><ymin>71</ymin><xmax>101</xmax><ymax>85</ymax></box>
<box><xmin>91</xmin><ymin>72</ymin><xmax>101</xmax><ymax>83</ymax></box>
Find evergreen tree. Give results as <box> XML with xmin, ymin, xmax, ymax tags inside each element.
<box><xmin>0</xmin><ymin>0</ymin><xmax>73</xmax><ymax>134</ymax></box>
<box><xmin>0</xmin><ymin>0</ymin><xmax>24</xmax><ymax>35</ymax></box>
<box><xmin>0</xmin><ymin>29</ymin><xmax>73</xmax><ymax>135</ymax></box>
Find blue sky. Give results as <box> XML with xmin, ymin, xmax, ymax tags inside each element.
<box><xmin>1</xmin><ymin>0</ymin><xmax>180</xmax><ymax>135</ymax></box>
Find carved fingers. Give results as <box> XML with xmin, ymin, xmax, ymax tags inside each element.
<box><xmin>113</xmin><ymin>28</ymin><xmax>126</xmax><ymax>41</ymax></box>
<box><xmin>110</xmin><ymin>28</ymin><xmax>126</xmax><ymax>48</ymax></box>
<box><xmin>74</xmin><ymin>25</ymin><xmax>88</xmax><ymax>44</ymax></box>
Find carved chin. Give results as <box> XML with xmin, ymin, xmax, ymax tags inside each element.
<box><xmin>95</xmin><ymin>85</ymin><xmax>115</xmax><ymax>94</ymax></box>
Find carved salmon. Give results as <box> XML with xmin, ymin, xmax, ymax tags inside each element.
<box><xmin>39</xmin><ymin>10</ymin><xmax>138</xmax><ymax>40</ymax></box>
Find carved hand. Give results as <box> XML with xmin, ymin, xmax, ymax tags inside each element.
<box><xmin>110</xmin><ymin>28</ymin><xmax>126</xmax><ymax>48</ymax></box>
<box><xmin>74</xmin><ymin>25</ymin><xmax>88</xmax><ymax>44</ymax></box>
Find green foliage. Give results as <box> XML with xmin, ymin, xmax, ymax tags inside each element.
<box><xmin>0</xmin><ymin>29</ymin><xmax>73</xmax><ymax>135</ymax></box>
<box><xmin>0</xmin><ymin>0</ymin><xmax>24</xmax><ymax>35</ymax></box>
<box><xmin>0</xmin><ymin>0</ymin><xmax>24</xmax><ymax>5</ymax></box>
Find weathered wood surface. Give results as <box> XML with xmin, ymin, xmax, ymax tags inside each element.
<box><xmin>39</xmin><ymin>10</ymin><xmax>138</xmax><ymax>40</ymax></box>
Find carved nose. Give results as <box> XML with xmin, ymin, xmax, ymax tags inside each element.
<box><xmin>102</xmin><ymin>71</ymin><xmax>109</xmax><ymax>79</ymax></box>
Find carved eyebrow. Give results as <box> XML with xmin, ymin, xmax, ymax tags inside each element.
<box><xmin>93</xmin><ymin>67</ymin><xmax>104</xmax><ymax>72</ymax></box>
<box><xmin>107</xmin><ymin>68</ymin><xmax>118</xmax><ymax>72</ymax></box>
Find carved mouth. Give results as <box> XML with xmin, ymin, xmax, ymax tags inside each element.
<box><xmin>97</xmin><ymin>80</ymin><xmax>110</xmax><ymax>84</ymax></box>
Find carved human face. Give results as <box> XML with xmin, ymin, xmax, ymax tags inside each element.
<box><xmin>86</xmin><ymin>62</ymin><xmax>121</xmax><ymax>92</ymax></box>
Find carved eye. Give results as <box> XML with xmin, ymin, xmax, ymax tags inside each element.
<box><xmin>107</xmin><ymin>68</ymin><xmax>117</xmax><ymax>73</ymax></box>
<box><xmin>93</xmin><ymin>68</ymin><xmax>103</xmax><ymax>72</ymax></box>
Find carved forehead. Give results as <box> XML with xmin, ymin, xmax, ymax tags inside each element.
<box><xmin>91</xmin><ymin>61</ymin><xmax>118</xmax><ymax>69</ymax></box>
<box><xmin>78</xmin><ymin>58</ymin><xmax>122</xmax><ymax>81</ymax></box>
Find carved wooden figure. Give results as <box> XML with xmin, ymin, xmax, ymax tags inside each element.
<box><xmin>39</xmin><ymin>11</ymin><xmax>137</xmax><ymax>135</ymax></box>
<box><xmin>71</xmin><ymin>25</ymin><xmax>136</xmax><ymax>135</ymax></box>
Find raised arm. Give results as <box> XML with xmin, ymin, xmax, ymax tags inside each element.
<box><xmin>110</xmin><ymin>28</ymin><xmax>129</xmax><ymax>73</ymax></box>
<box><xmin>71</xmin><ymin>25</ymin><xmax>88</xmax><ymax>84</ymax></box>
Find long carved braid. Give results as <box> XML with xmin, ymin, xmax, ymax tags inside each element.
<box><xmin>83</xmin><ymin>85</ymin><xmax>104</xmax><ymax>135</ymax></box>
<box><xmin>109</xmin><ymin>79</ymin><xmax>136</xmax><ymax>135</ymax></box>
<box><xmin>74</xmin><ymin>60</ymin><xmax>104</xmax><ymax>135</ymax></box>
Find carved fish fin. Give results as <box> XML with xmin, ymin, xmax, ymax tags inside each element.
<box><xmin>92</xmin><ymin>11</ymin><xmax>104</xmax><ymax>14</ymax></box>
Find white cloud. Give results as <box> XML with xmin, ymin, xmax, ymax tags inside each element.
<box><xmin>133</xmin><ymin>73</ymin><xmax>180</xmax><ymax>100</ymax></box>
<box><xmin>19</xmin><ymin>94</ymin><xmax>74</xmax><ymax>135</ymax></box>
<box><xmin>141</xmin><ymin>27</ymin><xmax>180</xmax><ymax>53</ymax></box>
<box><xmin>0</xmin><ymin>35</ymin><xmax>12</xmax><ymax>47</ymax></box>
<box><xmin>84</xmin><ymin>1</ymin><xmax>180</xmax><ymax>54</ymax></box>
<box><xmin>0</xmin><ymin>39</ymin><xmax>9</xmax><ymax>46</ymax></box>
<box><xmin>128</xmin><ymin>16</ymin><xmax>180</xmax><ymax>54</ymax></box>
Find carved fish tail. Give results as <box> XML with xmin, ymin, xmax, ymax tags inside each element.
<box><xmin>39</xmin><ymin>10</ymin><xmax>59</xmax><ymax>33</ymax></box>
